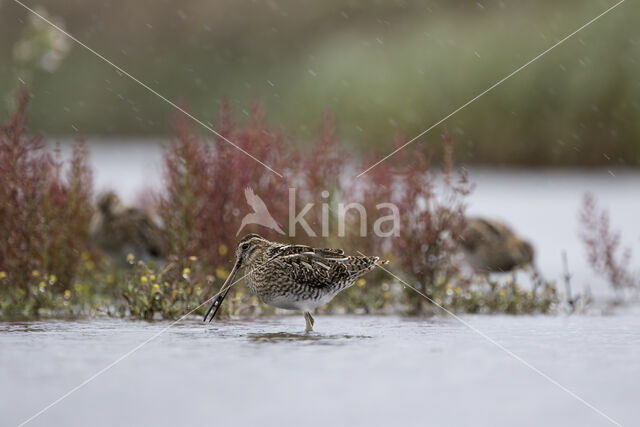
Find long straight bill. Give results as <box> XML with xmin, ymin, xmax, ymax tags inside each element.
<box><xmin>203</xmin><ymin>261</ymin><xmax>241</xmax><ymax>322</ymax></box>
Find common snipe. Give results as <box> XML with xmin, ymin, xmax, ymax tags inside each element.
<box><xmin>203</xmin><ymin>234</ymin><xmax>387</xmax><ymax>331</ymax></box>
<box><xmin>90</xmin><ymin>192</ymin><xmax>165</xmax><ymax>264</ymax></box>
<box><xmin>461</xmin><ymin>217</ymin><xmax>534</xmax><ymax>272</ymax></box>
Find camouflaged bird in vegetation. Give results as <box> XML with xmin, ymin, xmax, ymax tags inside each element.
<box><xmin>461</xmin><ymin>217</ymin><xmax>534</xmax><ymax>273</ymax></box>
<box><xmin>90</xmin><ymin>192</ymin><xmax>165</xmax><ymax>264</ymax></box>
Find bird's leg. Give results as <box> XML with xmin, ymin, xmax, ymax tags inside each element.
<box><xmin>304</xmin><ymin>312</ymin><xmax>314</xmax><ymax>332</ymax></box>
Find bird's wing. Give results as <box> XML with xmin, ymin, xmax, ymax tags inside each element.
<box><xmin>268</xmin><ymin>244</ymin><xmax>379</xmax><ymax>288</ymax></box>
<box><xmin>271</xmin><ymin>243</ymin><xmax>343</xmax><ymax>256</ymax></box>
<box><xmin>482</xmin><ymin>218</ymin><xmax>513</xmax><ymax>238</ymax></box>
<box><xmin>462</xmin><ymin>218</ymin><xmax>507</xmax><ymax>248</ymax></box>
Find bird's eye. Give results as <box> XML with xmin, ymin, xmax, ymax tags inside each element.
<box><xmin>241</xmin><ymin>243</ymin><xmax>249</xmax><ymax>250</ymax></box>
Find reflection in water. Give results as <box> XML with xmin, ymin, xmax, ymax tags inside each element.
<box><xmin>1</xmin><ymin>323</ymin><xmax>49</xmax><ymax>333</ymax></box>
<box><xmin>246</xmin><ymin>331</ymin><xmax>372</xmax><ymax>344</ymax></box>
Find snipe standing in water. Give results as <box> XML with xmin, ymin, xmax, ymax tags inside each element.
<box><xmin>460</xmin><ymin>217</ymin><xmax>534</xmax><ymax>272</ymax></box>
<box><xmin>90</xmin><ymin>192</ymin><xmax>165</xmax><ymax>265</ymax></box>
<box><xmin>204</xmin><ymin>234</ymin><xmax>387</xmax><ymax>331</ymax></box>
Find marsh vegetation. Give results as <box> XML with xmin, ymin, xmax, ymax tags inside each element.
<box><xmin>3</xmin><ymin>93</ymin><xmax>634</xmax><ymax>320</ymax></box>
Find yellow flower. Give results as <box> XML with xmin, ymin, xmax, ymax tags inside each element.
<box><xmin>215</xmin><ymin>267</ymin><xmax>228</xmax><ymax>280</ymax></box>
<box><xmin>383</xmin><ymin>291</ymin><xmax>391</xmax><ymax>300</ymax></box>
<box><xmin>38</xmin><ymin>281</ymin><xmax>46</xmax><ymax>290</ymax></box>
<box><xmin>32</xmin><ymin>270</ymin><xmax>40</xmax><ymax>278</ymax></box>
<box><xmin>126</xmin><ymin>253</ymin><xmax>135</xmax><ymax>263</ymax></box>
<box><xmin>153</xmin><ymin>284</ymin><xmax>160</xmax><ymax>292</ymax></box>
<box><xmin>85</xmin><ymin>260</ymin><xmax>95</xmax><ymax>271</ymax></box>
<box><xmin>149</xmin><ymin>274</ymin><xmax>156</xmax><ymax>282</ymax></box>
<box><xmin>182</xmin><ymin>268</ymin><xmax>191</xmax><ymax>278</ymax></box>
<box><xmin>454</xmin><ymin>287</ymin><xmax>462</xmax><ymax>295</ymax></box>
<box><xmin>189</xmin><ymin>255</ymin><xmax>198</xmax><ymax>262</ymax></box>
<box><xmin>357</xmin><ymin>278</ymin><xmax>366</xmax><ymax>287</ymax></box>
<box><xmin>64</xmin><ymin>289</ymin><xmax>71</xmax><ymax>298</ymax></box>
<box><xmin>445</xmin><ymin>284</ymin><xmax>452</xmax><ymax>292</ymax></box>
<box><xmin>218</xmin><ymin>244</ymin><xmax>228</xmax><ymax>256</ymax></box>
<box><xmin>140</xmin><ymin>276</ymin><xmax>148</xmax><ymax>284</ymax></box>
<box><xmin>498</xmin><ymin>289</ymin><xmax>506</xmax><ymax>297</ymax></box>
<box><xmin>0</xmin><ymin>271</ymin><xmax>6</xmax><ymax>280</ymax></box>
<box><xmin>164</xmin><ymin>281</ymin><xmax>169</xmax><ymax>287</ymax></box>
<box><xmin>49</xmin><ymin>274</ymin><xmax>57</xmax><ymax>284</ymax></box>
<box><xmin>171</xmin><ymin>289</ymin><xmax>179</xmax><ymax>299</ymax></box>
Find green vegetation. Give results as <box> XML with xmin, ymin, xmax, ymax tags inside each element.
<box><xmin>0</xmin><ymin>0</ymin><xmax>638</xmax><ymax>166</ymax></box>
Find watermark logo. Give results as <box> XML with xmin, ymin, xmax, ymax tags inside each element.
<box><xmin>236</xmin><ymin>188</ymin><xmax>285</xmax><ymax>236</ymax></box>
<box><xmin>237</xmin><ymin>187</ymin><xmax>400</xmax><ymax>237</ymax></box>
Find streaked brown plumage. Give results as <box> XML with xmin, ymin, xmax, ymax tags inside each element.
<box><xmin>461</xmin><ymin>217</ymin><xmax>534</xmax><ymax>272</ymax></box>
<box><xmin>204</xmin><ymin>234</ymin><xmax>387</xmax><ymax>331</ymax></box>
<box><xmin>90</xmin><ymin>192</ymin><xmax>165</xmax><ymax>264</ymax></box>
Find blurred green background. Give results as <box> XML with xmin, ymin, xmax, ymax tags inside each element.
<box><xmin>0</xmin><ymin>0</ymin><xmax>638</xmax><ymax>166</ymax></box>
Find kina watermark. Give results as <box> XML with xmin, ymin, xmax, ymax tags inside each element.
<box><xmin>236</xmin><ymin>187</ymin><xmax>400</xmax><ymax>238</ymax></box>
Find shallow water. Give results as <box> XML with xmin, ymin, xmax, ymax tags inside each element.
<box><xmin>2</xmin><ymin>313</ymin><xmax>639</xmax><ymax>427</ymax></box>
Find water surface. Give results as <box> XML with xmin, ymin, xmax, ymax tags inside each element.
<box><xmin>2</xmin><ymin>313</ymin><xmax>639</xmax><ymax>426</ymax></box>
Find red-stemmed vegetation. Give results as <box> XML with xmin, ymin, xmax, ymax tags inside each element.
<box><xmin>579</xmin><ymin>192</ymin><xmax>638</xmax><ymax>293</ymax></box>
<box><xmin>0</xmin><ymin>92</ymin><xmax>93</xmax><ymax>315</ymax></box>
<box><xmin>0</xmin><ymin>93</ymin><xmax>560</xmax><ymax>318</ymax></box>
<box><xmin>343</xmin><ymin>130</ymin><xmax>472</xmax><ymax>313</ymax></box>
<box><xmin>158</xmin><ymin>101</ymin><xmax>291</xmax><ymax>271</ymax></box>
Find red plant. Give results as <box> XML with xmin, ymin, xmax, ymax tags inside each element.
<box><xmin>300</xmin><ymin>112</ymin><xmax>346</xmax><ymax>195</ymax></box>
<box><xmin>344</xmin><ymin>130</ymin><xmax>472</xmax><ymax>312</ymax></box>
<box><xmin>292</xmin><ymin>112</ymin><xmax>350</xmax><ymax>246</ymax></box>
<box><xmin>579</xmin><ymin>193</ymin><xmax>637</xmax><ymax>291</ymax></box>
<box><xmin>393</xmin><ymin>131</ymin><xmax>471</xmax><ymax>289</ymax></box>
<box><xmin>341</xmin><ymin>136</ymin><xmax>397</xmax><ymax>257</ymax></box>
<box><xmin>158</xmin><ymin>101</ymin><xmax>291</xmax><ymax>270</ymax></box>
<box><xmin>0</xmin><ymin>91</ymin><xmax>93</xmax><ymax>299</ymax></box>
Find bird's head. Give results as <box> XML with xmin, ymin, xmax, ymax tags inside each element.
<box><xmin>97</xmin><ymin>191</ymin><xmax>123</xmax><ymax>216</ymax></box>
<box><xmin>222</xmin><ymin>234</ymin><xmax>269</xmax><ymax>285</ymax></box>
<box><xmin>203</xmin><ymin>233</ymin><xmax>269</xmax><ymax>322</ymax></box>
<box><xmin>234</xmin><ymin>233</ymin><xmax>270</xmax><ymax>265</ymax></box>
